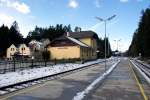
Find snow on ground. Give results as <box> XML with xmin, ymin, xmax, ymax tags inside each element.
<box><xmin>0</xmin><ymin>59</ymin><xmax>106</xmax><ymax>88</ymax></box>
<box><xmin>73</xmin><ymin>60</ymin><xmax>120</xmax><ymax>100</ymax></box>
<box><xmin>0</xmin><ymin>90</ymin><xmax>8</xmax><ymax>95</ymax></box>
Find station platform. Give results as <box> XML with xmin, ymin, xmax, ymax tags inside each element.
<box><xmin>84</xmin><ymin>58</ymin><xmax>150</xmax><ymax>100</ymax></box>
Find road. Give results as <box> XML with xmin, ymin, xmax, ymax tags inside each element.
<box><xmin>0</xmin><ymin>58</ymin><xmax>149</xmax><ymax>100</ymax></box>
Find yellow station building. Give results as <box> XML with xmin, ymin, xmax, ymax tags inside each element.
<box><xmin>47</xmin><ymin>31</ymin><xmax>98</xmax><ymax>60</ymax></box>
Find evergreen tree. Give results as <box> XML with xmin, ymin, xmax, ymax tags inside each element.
<box><xmin>97</xmin><ymin>37</ymin><xmax>112</xmax><ymax>58</ymax></box>
<box><xmin>74</xmin><ymin>26</ymin><xmax>81</xmax><ymax>32</ymax></box>
<box><xmin>0</xmin><ymin>21</ymin><xmax>24</xmax><ymax>57</ymax></box>
<box><xmin>9</xmin><ymin>21</ymin><xmax>24</xmax><ymax>45</ymax></box>
<box><xmin>128</xmin><ymin>7</ymin><xmax>150</xmax><ymax>57</ymax></box>
<box><xmin>26</xmin><ymin>24</ymin><xmax>73</xmax><ymax>43</ymax></box>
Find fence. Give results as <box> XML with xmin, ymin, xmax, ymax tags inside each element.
<box><xmin>0</xmin><ymin>58</ymin><xmax>84</xmax><ymax>74</ymax></box>
<box><xmin>0</xmin><ymin>59</ymin><xmax>54</xmax><ymax>74</ymax></box>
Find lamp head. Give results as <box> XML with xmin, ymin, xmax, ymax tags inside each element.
<box><xmin>95</xmin><ymin>17</ymin><xmax>104</xmax><ymax>21</ymax></box>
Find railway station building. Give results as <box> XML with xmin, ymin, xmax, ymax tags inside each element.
<box><xmin>47</xmin><ymin>31</ymin><xmax>99</xmax><ymax>61</ymax></box>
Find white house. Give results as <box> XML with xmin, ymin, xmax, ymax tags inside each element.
<box><xmin>18</xmin><ymin>44</ymin><xmax>30</xmax><ymax>56</ymax></box>
<box><xmin>6</xmin><ymin>44</ymin><xmax>31</xmax><ymax>60</ymax></box>
<box><xmin>6</xmin><ymin>44</ymin><xmax>17</xmax><ymax>59</ymax></box>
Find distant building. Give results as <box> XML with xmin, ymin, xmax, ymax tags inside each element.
<box><xmin>47</xmin><ymin>31</ymin><xmax>98</xmax><ymax>60</ymax></box>
<box><xmin>40</xmin><ymin>38</ymin><xmax>50</xmax><ymax>47</ymax></box>
<box><xmin>6</xmin><ymin>44</ymin><xmax>30</xmax><ymax>60</ymax></box>
<box><xmin>29</xmin><ymin>40</ymin><xmax>43</xmax><ymax>59</ymax></box>
<box><xmin>29</xmin><ymin>40</ymin><xmax>44</xmax><ymax>51</ymax></box>
<box><xmin>28</xmin><ymin>39</ymin><xmax>50</xmax><ymax>59</ymax></box>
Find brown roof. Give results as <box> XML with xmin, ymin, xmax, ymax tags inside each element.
<box><xmin>47</xmin><ymin>31</ymin><xmax>98</xmax><ymax>48</ymax></box>
<box><xmin>48</xmin><ymin>36</ymin><xmax>89</xmax><ymax>47</ymax></box>
<box><xmin>68</xmin><ymin>31</ymin><xmax>98</xmax><ymax>39</ymax></box>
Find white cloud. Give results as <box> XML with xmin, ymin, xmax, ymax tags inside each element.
<box><xmin>12</xmin><ymin>2</ymin><xmax>30</xmax><ymax>14</ymax></box>
<box><xmin>119</xmin><ymin>0</ymin><xmax>129</xmax><ymax>3</ymax></box>
<box><xmin>68</xmin><ymin>0</ymin><xmax>78</xmax><ymax>9</ymax></box>
<box><xmin>0</xmin><ymin>0</ymin><xmax>30</xmax><ymax>14</ymax></box>
<box><xmin>95</xmin><ymin>0</ymin><xmax>102</xmax><ymax>8</ymax></box>
<box><xmin>0</xmin><ymin>13</ymin><xmax>14</xmax><ymax>27</ymax></box>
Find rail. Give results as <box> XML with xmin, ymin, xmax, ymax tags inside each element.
<box><xmin>130</xmin><ymin>60</ymin><xmax>150</xmax><ymax>84</ymax></box>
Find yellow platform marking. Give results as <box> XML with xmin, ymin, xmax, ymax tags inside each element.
<box><xmin>129</xmin><ymin>60</ymin><xmax>148</xmax><ymax>100</ymax></box>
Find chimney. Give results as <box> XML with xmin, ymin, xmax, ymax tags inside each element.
<box><xmin>66</xmin><ymin>32</ymin><xmax>70</xmax><ymax>37</ymax></box>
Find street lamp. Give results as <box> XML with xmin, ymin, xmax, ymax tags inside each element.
<box><xmin>31</xmin><ymin>56</ymin><xmax>34</xmax><ymax>68</ymax></box>
<box><xmin>96</xmin><ymin>50</ymin><xmax>100</xmax><ymax>59</ymax></box>
<box><xmin>114</xmin><ymin>39</ymin><xmax>121</xmax><ymax>60</ymax></box>
<box><xmin>108</xmin><ymin>33</ymin><xmax>109</xmax><ymax>56</ymax></box>
<box><xmin>22</xmin><ymin>47</ymin><xmax>23</xmax><ymax>63</ymax></box>
<box><xmin>95</xmin><ymin>15</ymin><xmax>116</xmax><ymax>71</ymax></box>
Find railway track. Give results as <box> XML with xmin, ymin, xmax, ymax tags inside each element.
<box><xmin>130</xmin><ymin>59</ymin><xmax>150</xmax><ymax>84</ymax></box>
<box><xmin>0</xmin><ymin>60</ymin><xmax>106</xmax><ymax>96</ymax></box>
<box><xmin>135</xmin><ymin>60</ymin><xmax>150</xmax><ymax>77</ymax></box>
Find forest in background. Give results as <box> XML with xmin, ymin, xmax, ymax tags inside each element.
<box><xmin>128</xmin><ymin>6</ymin><xmax>150</xmax><ymax>57</ymax></box>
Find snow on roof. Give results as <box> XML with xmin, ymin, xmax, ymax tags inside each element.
<box><xmin>29</xmin><ymin>40</ymin><xmax>42</xmax><ymax>45</ymax></box>
<box><xmin>67</xmin><ymin>36</ymin><xmax>89</xmax><ymax>47</ymax></box>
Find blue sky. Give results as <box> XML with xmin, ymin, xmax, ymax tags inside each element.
<box><xmin>0</xmin><ymin>0</ymin><xmax>149</xmax><ymax>51</ymax></box>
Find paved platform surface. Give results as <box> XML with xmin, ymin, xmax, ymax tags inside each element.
<box><xmin>84</xmin><ymin>58</ymin><xmax>147</xmax><ymax>100</ymax></box>
<box><xmin>0</xmin><ymin>61</ymin><xmax>114</xmax><ymax>100</ymax></box>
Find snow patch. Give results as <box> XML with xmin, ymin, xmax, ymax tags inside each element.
<box><xmin>0</xmin><ymin>90</ymin><xmax>8</xmax><ymax>95</ymax></box>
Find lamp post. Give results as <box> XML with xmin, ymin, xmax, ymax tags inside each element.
<box><xmin>31</xmin><ymin>56</ymin><xmax>34</xmax><ymax>68</ymax></box>
<box><xmin>22</xmin><ymin>47</ymin><xmax>23</xmax><ymax>63</ymax></box>
<box><xmin>114</xmin><ymin>39</ymin><xmax>121</xmax><ymax>60</ymax></box>
<box><xmin>107</xmin><ymin>33</ymin><xmax>109</xmax><ymax>56</ymax></box>
<box><xmin>95</xmin><ymin>15</ymin><xmax>116</xmax><ymax>71</ymax></box>
<box><xmin>96</xmin><ymin>50</ymin><xmax>100</xmax><ymax>59</ymax></box>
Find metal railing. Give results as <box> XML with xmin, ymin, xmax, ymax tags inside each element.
<box><xmin>0</xmin><ymin>59</ymin><xmax>53</xmax><ymax>74</ymax></box>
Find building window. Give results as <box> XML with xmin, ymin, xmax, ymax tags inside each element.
<box><xmin>11</xmin><ymin>48</ymin><xmax>15</xmax><ymax>51</ymax></box>
<box><xmin>22</xmin><ymin>47</ymin><xmax>25</xmax><ymax>51</ymax></box>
